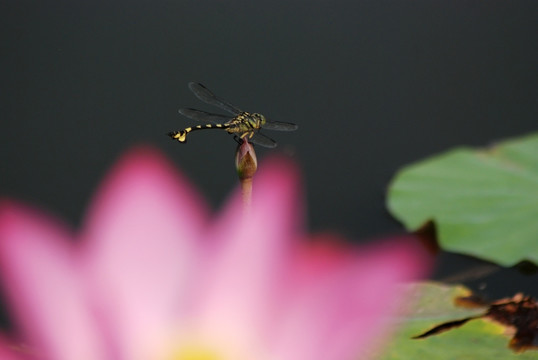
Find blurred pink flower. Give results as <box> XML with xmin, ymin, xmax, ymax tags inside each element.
<box><xmin>0</xmin><ymin>147</ymin><xmax>429</xmax><ymax>360</ymax></box>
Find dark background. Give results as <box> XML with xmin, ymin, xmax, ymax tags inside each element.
<box><xmin>1</xmin><ymin>1</ymin><xmax>537</xmax><ymax>298</ymax></box>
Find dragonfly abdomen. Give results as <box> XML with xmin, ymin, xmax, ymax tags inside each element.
<box><xmin>169</xmin><ymin>123</ymin><xmax>228</xmax><ymax>143</ymax></box>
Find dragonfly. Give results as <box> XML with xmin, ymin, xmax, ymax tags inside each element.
<box><xmin>168</xmin><ymin>82</ymin><xmax>298</xmax><ymax>148</ymax></box>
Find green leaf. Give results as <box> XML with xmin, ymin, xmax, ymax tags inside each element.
<box><xmin>387</xmin><ymin>132</ymin><xmax>538</xmax><ymax>266</ymax></box>
<box><xmin>373</xmin><ymin>282</ymin><xmax>537</xmax><ymax>360</ymax></box>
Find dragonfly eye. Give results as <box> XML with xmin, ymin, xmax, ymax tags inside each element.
<box><xmin>253</xmin><ymin>113</ymin><xmax>266</xmax><ymax>122</ymax></box>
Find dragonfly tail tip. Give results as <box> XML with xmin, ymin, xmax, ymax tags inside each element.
<box><xmin>168</xmin><ymin>131</ymin><xmax>188</xmax><ymax>143</ymax></box>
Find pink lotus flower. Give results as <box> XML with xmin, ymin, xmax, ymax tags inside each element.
<box><xmin>0</xmin><ymin>147</ymin><xmax>429</xmax><ymax>360</ymax></box>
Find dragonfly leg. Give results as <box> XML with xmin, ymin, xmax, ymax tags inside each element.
<box><xmin>232</xmin><ymin>135</ymin><xmax>243</xmax><ymax>144</ymax></box>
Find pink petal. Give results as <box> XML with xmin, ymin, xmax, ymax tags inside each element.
<box><xmin>79</xmin><ymin>147</ymin><xmax>211</xmax><ymax>359</ymax></box>
<box><xmin>0</xmin><ymin>335</ymin><xmax>25</xmax><ymax>360</ymax></box>
<box><xmin>272</xmin><ymin>236</ymin><xmax>429</xmax><ymax>360</ymax></box>
<box><xmin>0</xmin><ymin>201</ymin><xmax>105</xmax><ymax>360</ymax></box>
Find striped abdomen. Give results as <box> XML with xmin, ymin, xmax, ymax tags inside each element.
<box><xmin>168</xmin><ymin>123</ymin><xmax>228</xmax><ymax>143</ymax></box>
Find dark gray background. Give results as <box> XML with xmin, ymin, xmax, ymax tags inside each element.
<box><xmin>1</xmin><ymin>1</ymin><xmax>537</xmax><ymax>297</ymax></box>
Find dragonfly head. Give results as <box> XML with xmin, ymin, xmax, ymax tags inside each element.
<box><xmin>252</xmin><ymin>113</ymin><xmax>266</xmax><ymax>126</ymax></box>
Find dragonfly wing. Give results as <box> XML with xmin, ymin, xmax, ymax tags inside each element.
<box><xmin>250</xmin><ymin>132</ymin><xmax>277</xmax><ymax>148</ymax></box>
<box><xmin>179</xmin><ymin>108</ymin><xmax>232</xmax><ymax>124</ymax></box>
<box><xmin>188</xmin><ymin>82</ymin><xmax>242</xmax><ymax>115</ymax></box>
<box><xmin>262</xmin><ymin>121</ymin><xmax>298</xmax><ymax>131</ymax></box>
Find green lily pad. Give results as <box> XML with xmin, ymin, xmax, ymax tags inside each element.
<box><xmin>372</xmin><ymin>282</ymin><xmax>538</xmax><ymax>360</ymax></box>
<box><xmin>387</xmin><ymin>132</ymin><xmax>538</xmax><ymax>266</ymax></box>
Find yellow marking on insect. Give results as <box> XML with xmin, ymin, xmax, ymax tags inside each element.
<box><xmin>169</xmin><ymin>130</ymin><xmax>188</xmax><ymax>142</ymax></box>
<box><xmin>168</xmin><ymin>123</ymin><xmax>232</xmax><ymax>144</ymax></box>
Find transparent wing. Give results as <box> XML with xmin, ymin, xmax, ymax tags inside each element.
<box><xmin>179</xmin><ymin>108</ymin><xmax>232</xmax><ymax>124</ymax></box>
<box><xmin>188</xmin><ymin>82</ymin><xmax>242</xmax><ymax>115</ymax></box>
<box><xmin>250</xmin><ymin>132</ymin><xmax>277</xmax><ymax>148</ymax></box>
<box><xmin>262</xmin><ymin>121</ymin><xmax>298</xmax><ymax>131</ymax></box>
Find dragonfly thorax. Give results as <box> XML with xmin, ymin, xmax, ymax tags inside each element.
<box><xmin>226</xmin><ymin>112</ymin><xmax>267</xmax><ymax>136</ymax></box>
